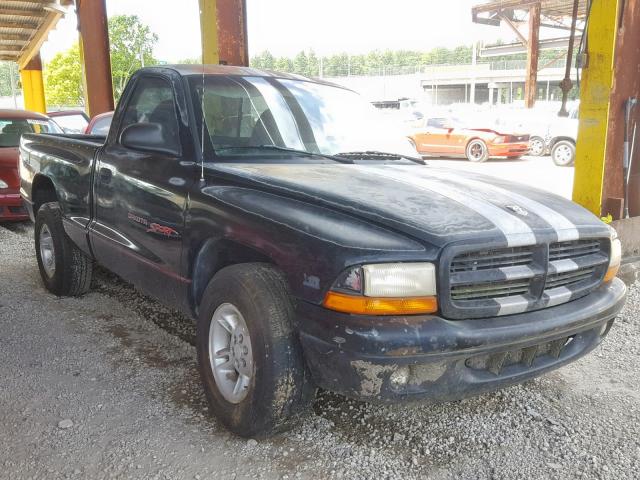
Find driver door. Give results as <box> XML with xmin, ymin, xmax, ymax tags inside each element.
<box><xmin>90</xmin><ymin>74</ymin><xmax>194</xmax><ymax>309</ymax></box>
<box><xmin>414</xmin><ymin>118</ymin><xmax>450</xmax><ymax>155</ymax></box>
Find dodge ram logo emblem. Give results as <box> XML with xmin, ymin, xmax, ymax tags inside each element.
<box><xmin>506</xmin><ymin>205</ymin><xmax>529</xmax><ymax>216</ymax></box>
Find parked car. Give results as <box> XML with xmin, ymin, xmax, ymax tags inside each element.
<box><xmin>408</xmin><ymin>117</ymin><xmax>530</xmax><ymax>161</ymax></box>
<box><xmin>1</xmin><ymin>109</ymin><xmax>61</xmax><ymax>221</ymax></box>
<box><xmin>85</xmin><ymin>111</ymin><xmax>114</xmax><ymax>136</ymax></box>
<box><xmin>20</xmin><ymin>66</ymin><xmax>625</xmax><ymax>437</ymax></box>
<box><xmin>523</xmin><ymin>106</ymin><xmax>579</xmax><ymax>166</ymax></box>
<box><xmin>47</xmin><ymin>110</ymin><xmax>90</xmax><ymax>134</ymax></box>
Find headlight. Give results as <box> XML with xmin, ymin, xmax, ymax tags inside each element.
<box><xmin>0</xmin><ymin>179</ymin><xmax>8</xmax><ymax>189</ymax></box>
<box><xmin>604</xmin><ymin>227</ymin><xmax>621</xmax><ymax>283</ymax></box>
<box><xmin>494</xmin><ymin>135</ymin><xmax>507</xmax><ymax>144</ymax></box>
<box><xmin>323</xmin><ymin>263</ymin><xmax>438</xmax><ymax>315</ymax></box>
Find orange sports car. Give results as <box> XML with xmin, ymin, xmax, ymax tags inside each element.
<box><xmin>408</xmin><ymin>116</ymin><xmax>530</xmax><ymax>162</ymax></box>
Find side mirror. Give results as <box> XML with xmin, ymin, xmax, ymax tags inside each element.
<box><xmin>120</xmin><ymin>122</ymin><xmax>180</xmax><ymax>157</ymax></box>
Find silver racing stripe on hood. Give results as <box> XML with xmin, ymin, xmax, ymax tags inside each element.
<box><xmin>359</xmin><ymin>165</ymin><xmax>537</xmax><ymax>247</ymax></box>
<box><xmin>422</xmin><ymin>168</ymin><xmax>580</xmax><ymax>242</ymax></box>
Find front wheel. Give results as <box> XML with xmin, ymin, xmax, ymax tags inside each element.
<box><xmin>529</xmin><ymin>136</ymin><xmax>546</xmax><ymax>156</ymax></box>
<box><xmin>466</xmin><ymin>139</ymin><xmax>489</xmax><ymax>162</ymax></box>
<box><xmin>196</xmin><ymin>263</ymin><xmax>313</xmax><ymax>437</ymax></box>
<box><xmin>34</xmin><ymin>202</ymin><xmax>93</xmax><ymax>296</ymax></box>
<box><xmin>551</xmin><ymin>140</ymin><xmax>576</xmax><ymax>166</ymax></box>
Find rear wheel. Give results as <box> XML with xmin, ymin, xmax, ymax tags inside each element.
<box><xmin>34</xmin><ymin>202</ymin><xmax>92</xmax><ymax>296</ymax></box>
<box><xmin>529</xmin><ymin>136</ymin><xmax>546</xmax><ymax>156</ymax></box>
<box><xmin>465</xmin><ymin>139</ymin><xmax>489</xmax><ymax>162</ymax></box>
<box><xmin>551</xmin><ymin>140</ymin><xmax>575</xmax><ymax>166</ymax></box>
<box><xmin>196</xmin><ymin>263</ymin><xmax>313</xmax><ymax>437</ymax></box>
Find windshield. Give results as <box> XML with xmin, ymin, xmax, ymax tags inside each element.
<box><xmin>189</xmin><ymin>75</ymin><xmax>415</xmax><ymax>159</ymax></box>
<box><xmin>51</xmin><ymin>114</ymin><xmax>89</xmax><ymax>134</ymax></box>
<box><xmin>0</xmin><ymin>117</ymin><xmax>62</xmax><ymax>147</ymax></box>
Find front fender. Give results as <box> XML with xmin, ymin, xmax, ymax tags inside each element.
<box><xmin>186</xmin><ymin>185</ymin><xmax>435</xmax><ymax>305</ymax></box>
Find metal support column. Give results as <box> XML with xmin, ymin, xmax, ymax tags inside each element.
<box><xmin>19</xmin><ymin>53</ymin><xmax>46</xmax><ymax>113</ymax></box>
<box><xmin>572</xmin><ymin>0</ymin><xmax>619</xmax><ymax>215</ymax></box>
<box><xmin>199</xmin><ymin>0</ymin><xmax>248</xmax><ymax>66</ymax></box>
<box><xmin>76</xmin><ymin>0</ymin><xmax>114</xmax><ymax>117</ymax></box>
<box><xmin>524</xmin><ymin>2</ymin><xmax>540</xmax><ymax>108</ymax></box>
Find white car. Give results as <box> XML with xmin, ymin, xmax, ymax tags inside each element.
<box><xmin>528</xmin><ymin>106</ymin><xmax>579</xmax><ymax>166</ymax></box>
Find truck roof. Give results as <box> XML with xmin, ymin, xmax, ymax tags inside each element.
<box><xmin>144</xmin><ymin>64</ymin><xmax>345</xmax><ymax>89</ymax></box>
<box><xmin>0</xmin><ymin>109</ymin><xmax>51</xmax><ymax>121</ymax></box>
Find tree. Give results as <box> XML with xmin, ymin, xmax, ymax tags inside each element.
<box><xmin>44</xmin><ymin>43</ymin><xmax>84</xmax><ymax>107</ymax></box>
<box><xmin>108</xmin><ymin>14</ymin><xmax>158</xmax><ymax>100</ymax></box>
<box><xmin>0</xmin><ymin>61</ymin><xmax>20</xmax><ymax>97</ymax></box>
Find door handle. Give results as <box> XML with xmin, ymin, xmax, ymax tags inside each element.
<box><xmin>99</xmin><ymin>167</ymin><xmax>113</xmax><ymax>183</ymax></box>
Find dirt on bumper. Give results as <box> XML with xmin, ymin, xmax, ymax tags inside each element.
<box><xmin>297</xmin><ymin>279</ymin><xmax>626</xmax><ymax>402</ymax></box>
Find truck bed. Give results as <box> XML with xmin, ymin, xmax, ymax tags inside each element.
<box><xmin>20</xmin><ymin>132</ymin><xmax>104</xmax><ymax>234</ymax></box>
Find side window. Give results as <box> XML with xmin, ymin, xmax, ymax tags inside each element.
<box><xmin>119</xmin><ymin>76</ymin><xmax>180</xmax><ymax>151</ymax></box>
<box><xmin>426</xmin><ymin>118</ymin><xmax>446</xmax><ymax>128</ymax></box>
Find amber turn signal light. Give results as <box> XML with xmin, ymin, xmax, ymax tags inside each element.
<box><xmin>323</xmin><ymin>291</ymin><xmax>438</xmax><ymax>315</ymax></box>
<box><xmin>603</xmin><ymin>264</ymin><xmax>620</xmax><ymax>283</ymax></box>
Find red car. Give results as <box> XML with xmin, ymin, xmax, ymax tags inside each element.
<box><xmin>409</xmin><ymin>116</ymin><xmax>530</xmax><ymax>162</ymax></box>
<box><xmin>0</xmin><ymin>109</ymin><xmax>61</xmax><ymax>221</ymax></box>
<box><xmin>85</xmin><ymin>110</ymin><xmax>114</xmax><ymax>135</ymax></box>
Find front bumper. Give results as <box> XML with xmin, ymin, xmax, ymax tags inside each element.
<box><xmin>0</xmin><ymin>190</ymin><xmax>28</xmax><ymax>221</ymax></box>
<box><xmin>298</xmin><ymin>278</ymin><xmax>626</xmax><ymax>403</ymax></box>
<box><xmin>488</xmin><ymin>143</ymin><xmax>530</xmax><ymax>157</ymax></box>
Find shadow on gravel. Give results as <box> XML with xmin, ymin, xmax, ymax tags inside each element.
<box><xmin>0</xmin><ymin>220</ymin><xmax>32</xmax><ymax>235</ymax></box>
<box><xmin>92</xmin><ymin>265</ymin><xmax>197</xmax><ymax>345</ymax></box>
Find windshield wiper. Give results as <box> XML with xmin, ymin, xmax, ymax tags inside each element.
<box><xmin>216</xmin><ymin>145</ymin><xmax>354</xmax><ymax>164</ymax></box>
<box><xmin>335</xmin><ymin>150</ymin><xmax>426</xmax><ymax>165</ymax></box>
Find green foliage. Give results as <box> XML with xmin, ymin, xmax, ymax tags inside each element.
<box><xmin>250</xmin><ymin>46</ymin><xmax>570</xmax><ymax>77</ymax></box>
<box><xmin>109</xmin><ymin>14</ymin><xmax>159</xmax><ymax>100</ymax></box>
<box><xmin>44</xmin><ymin>43</ymin><xmax>84</xmax><ymax>107</ymax></box>
<box><xmin>0</xmin><ymin>61</ymin><xmax>19</xmax><ymax>97</ymax></box>
<box><xmin>43</xmin><ymin>15</ymin><xmax>159</xmax><ymax>107</ymax></box>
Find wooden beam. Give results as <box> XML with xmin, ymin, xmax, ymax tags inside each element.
<box><xmin>500</xmin><ymin>13</ymin><xmax>528</xmax><ymax>46</ymax></box>
<box><xmin>17</xmin><ymin>10</ymin><xmax>63</xmax><ymax>68</ymax></box>
<box><xmin>0</xmin><ymin>45</ymin><xmax>24</xmax><ymax>52</ymax></box>
<box><xmin>0</xmin><ymin>9</ymin><xmax>47</xmax><ymax>19</ymax></box>
<box><xmin>0</xmin><ymin>33</ymin><xmax>31</xmax><ymax>42</ymax></box>
<box><xmin>524</xmin><ymin>2</ymin><xmax>540</xmax><ymax>108</ymax></box>
<box><xmin>472</xmin><ymin>1</ymin><xmax>538</xmax><ymax>15</ymax></box>
<box><xmin>0</xmin><ymin>22</ymin><xmax>38</xmax><ymax>31</ymax></box>
<box><xmin>77</xmin><ymin>0</ymin><xmax>115</xmax><ymax>116</ymax></box>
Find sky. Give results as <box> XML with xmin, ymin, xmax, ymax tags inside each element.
<box><xmin>40</xmin><ymin>0</ymin><xmax>523</xmax><ymax>62</ymax></box>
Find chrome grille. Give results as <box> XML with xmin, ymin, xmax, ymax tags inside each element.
<box><xmin>451</xmin><ymin>278</ymin><xmax>530</xmax><ymax>300</ymax></box>
<box><xmin>546</xmin><ymin>267</ymin><xmax>596</xmax><ymax>289</ymax></box>
<box><xmin>445</xmin><ymin>239</ymin><xmax>609</xmax><ymax>319</ymax></box>
<box><xmin>450</xmin><ymin>246</ymin><xmax>533</xmax><ymax>272</ymax></box>
<box><xmin>549</xmin><ymin>240</ymin><xmax>601</xmax><ymax>260</ymax></box>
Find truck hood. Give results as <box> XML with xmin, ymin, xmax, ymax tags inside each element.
<box><xmin>209</xmin><ymin>163</ymin><xmax>608</xmax><ymax>248</ymax></box>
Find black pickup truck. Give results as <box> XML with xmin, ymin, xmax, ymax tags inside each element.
<box><xmin>20</xmin><ymin>65</ymin><xmax>626</xmax><ymax>437</ymax></box>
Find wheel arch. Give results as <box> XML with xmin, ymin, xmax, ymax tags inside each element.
<box><xmin>549</xmin><ymin>136</ymin><xmax>576</xmax><ymax>149</ymax></box>
<box><xmin>31</xmin><ymin>174</ymin><xmax>58</xmax><ymax>215</ymax></box>
<box><xmin>190</xmin><ymin>238</ymin><xmax>277</xmax><ymax>314</ymax></box>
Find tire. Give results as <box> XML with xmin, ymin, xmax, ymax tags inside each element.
<box><xmin>551</xmin><ymin>140</ymin><xmax>576</xmax><ymax>166</ymax></box>
<box><xmin>465</xmin><ymin>139</ymin><xmax>489</xmax><ymax>162</ymax></box>
<box><xmin>529</xmin><ymin>136</ymin><xmax>546</xmax><ymax>156</ymax></box>
<box><xmin>34</xmin><ymin>202</ymin><xmax>93</xmax><ymax>296</ymax></box>
<box><xmin>196</xmin><ymin>263</ymin><xmax>313</xmax><ymax>437</ymax></box>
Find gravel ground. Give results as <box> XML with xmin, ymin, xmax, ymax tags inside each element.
<box><xmin>1</xmin><ymin>221</ymin><xmax>639</xmax><ymax>480</ymax></box>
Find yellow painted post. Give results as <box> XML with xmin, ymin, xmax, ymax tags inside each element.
<box><xmin>199</xmin><ymin>0</ymin><xmax>220</xmax><ymax>64</ymax></box>
<box><xmin>19</xmin><ymin>53</ymin><xmax>46</xmax><ymax>113</ymax></box>
<box><xmin>572</xmin><ymin>0</ymin><xmax>619</xmax><ymax>215</ymax></box>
